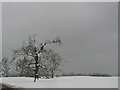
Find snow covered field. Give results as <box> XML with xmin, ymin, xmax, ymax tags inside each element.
<box><xmin>0</xmin><ymin>76</ymin><xmax>118</xmax><ymax>88</ymax></box>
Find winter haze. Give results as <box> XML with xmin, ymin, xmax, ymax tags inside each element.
<box><xmin>2</xmin><ymin>2</ymin><xmax>118</xmax><ymax>75</ymax></box>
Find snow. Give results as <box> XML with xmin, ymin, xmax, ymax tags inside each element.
<box><xmin>0</xmin><ymin>76</ymin><xmax>118</xmax><ymax>88</ymax></box>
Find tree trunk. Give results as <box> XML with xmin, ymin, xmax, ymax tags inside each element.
<box><xmin>51</xmin><ymin>70</ymin><xmax>54</xmax><ymax>78</ymax></box>
<box><xmin>34</xmin><ymin>54</ymin><xmax>39</xmax><ymax>82</ymax></box>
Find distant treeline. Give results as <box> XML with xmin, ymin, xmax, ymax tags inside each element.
<box><xmin>57</xmin><ymin>73</ymin><xmax>113</xmax><ymax>77</ymax></box>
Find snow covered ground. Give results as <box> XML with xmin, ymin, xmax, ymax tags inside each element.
<box><xmin>0</xmin><ymin>76</ymin><xmax>118</xmax><ymax>88</ymax></box>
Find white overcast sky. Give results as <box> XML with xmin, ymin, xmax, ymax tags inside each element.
<box><xmin>2</xmin><ymin>2</ymin><xmax>118</xmax><ymax>75</ymax></box>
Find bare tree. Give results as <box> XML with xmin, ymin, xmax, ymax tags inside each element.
<box><xmin>40</xmin><ymin>49</ymin><xmax>62</xmax><ymax>78</ymax></box>
<box><xmin>15</xmin><ymin>56</ymin><xmax>34</xmax><ymax>77</ymax></box>
<box><xmin>1</xmin><ymin>57</ymin><xmax>10</xmax><ymax>77</ymax></box>
<box><xmin>50</xmin><ymin>51</ymin><xmax>62</xmax><ymax>78</ymax></box>
<box><xmin>12</xmin><ymin>35</ymin><xmax>62</xmax><ymax>82</ymax></box>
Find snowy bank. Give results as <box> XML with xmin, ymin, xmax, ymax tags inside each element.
<box><xmin>0</xmin><ymin>76</ymin><xmax>118</xmax><ymax>88</ymax></box>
